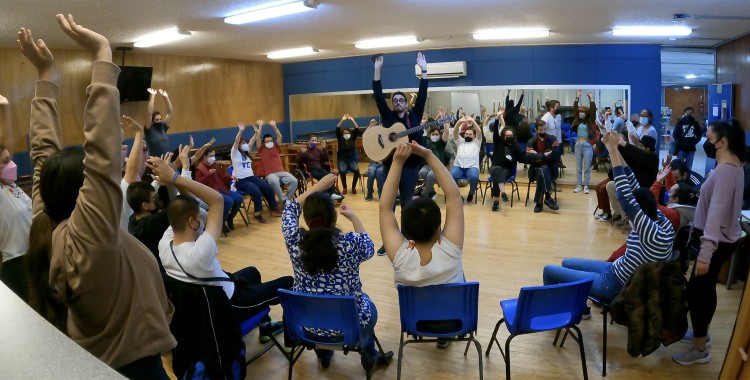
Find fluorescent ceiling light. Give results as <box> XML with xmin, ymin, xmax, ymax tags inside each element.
<box><xmin>473</xmin><ymin>28</ymin><xmax>550</xmax><ymax>40</ymax></box>
<box><xmin>355</xmin><ymin>36</ymin><xmax>420</xmax><ymax>49</ymax></box>
<box><xmin>267</xmin><ymin>46</ymin><xmax>319</xmax><ymax>59</ymax></box>
<box><xmin>683</xmin><ymin>86</ymin><xmax>691</xmax><ymax>89</ymax></box>
<box><xmin>684</xmin><ymin>74</ymin><xmax>698</xmax><ymax>79</ymax></box>
<box><xmin>225</xmin><ymin>0</ymin><xmax>316</xmax><ymax>25</ymax></box>
<box><xmin>612</xmin><ymin>26</ymin><xmax>692</xmax><ymax>37</ymax></box>
<box><xmin>134</xmin><ymin>29</ymin><xmax>191</xmax><ymax>48</ymax></box>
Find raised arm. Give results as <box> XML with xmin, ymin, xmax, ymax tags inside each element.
<box><xmin>379</xmin><ymin>144</ymin><xmax>410</xmax><ymax>260</ymax></box>
<box><xmin>442</xmin><ymin>123</ymin><xmax>450</xmax><ymax>143</ymax></box>
<box><xmin>145</xmin><ymin>88</ymin><xmax>156</xmax><ymax>129</ymax></box>
<box><xmin>122</xmin><ymin>115</ymin><xmax>144</xmax><ymax>184</ymax></box>
<box><xmin>158</xmin><ymin>89</ymin><xmax>174</xmax><ymax>125</ymax></box>
<box><xmin>411</xmin><ymin>52</ymin><xmax>429</xmax><ymax>118</ymax></box>
<box><xmin>254</xmin><ymin>120</ymin><xmax>264</xmax><ymax>150</ymax></box>
<box><xmin>192</xmin><ymin>137</ymin><xmax>215</xmax><ymax>164</ymax></box>
<box><xmin>269</xmin><ymin>120</ymin><xmax>283</xmax><ymax>146</ymax></box>
<box><xmin>0</xmin><ymin>95</ymin><xmax>11</xmax><ymax>153</ymax></box>
<box><xmin>232</xmin><ymin>122</ymin><xmax>245</xmax><ymax>151</ymax></box>
<box><xmin>371</xmin><ymin>56</ymin><xmax>392</xmax><ymax>118</ymax></box>
<box><xmin>470</xmin><ymin>117</ymin><xmax>482</xmax><ymax>140</ymax></box>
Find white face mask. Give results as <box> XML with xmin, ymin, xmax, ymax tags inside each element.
<box><xmin>343</xmin><ymin>133</ymin><xmax>351</xmax><ymax>140</ymax></box>
<box><xmin>265</xmin><ymin>142</ymin><xmax>274</xmax><ymax>149</ymax></box>
<box><xmin>207</xmin><ymin>156</ymin><xmax>216</xmax><ymax>165</ymax></box>
<box><xmin>579</xmin><ymin>113</ymin><xmax>586</xmax><ymax>119</ymax></box>
<box><xmin>430</xmin><ymin>135</ymin><xmax>440</xmax><ymax>142</ymax></box>
<box><xmin>240</xmin><ymin>143</ymin><xmax>250</xmax><ymax>152</ymax></box>
<box><xmin>639</xmin><ymin>117</ymin><xmax>649</xmax><ymax>126</ymax></box>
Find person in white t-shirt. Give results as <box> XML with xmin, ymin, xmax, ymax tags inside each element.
<box><xmin>450</xmin><ymin>116</ymin><xmax>483</xmax><ymax>203</ymax></box>
<box><xmin>541</xmin><ymin>99</ymin><xmax>562</xmax><ymax>143</ymax></box>
<box><xmin>635</xmin><ymin>109</ymin><xmax>659</xmax><ymax>143</ymax></box>
<box><xmin>0</xmin><ymin>95</ymin><xmax>32</xmax><ymax>301</ymax></box>
<box><xmin>230</xmin><ymin>122</ymin><xmax>281</xmax><ymax>223</ymax></box>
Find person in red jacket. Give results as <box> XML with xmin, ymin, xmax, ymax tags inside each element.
<box><xmin>195</xmin><ymin>148</ymin><xmax>244</xmax><ymax>232</ymax></box>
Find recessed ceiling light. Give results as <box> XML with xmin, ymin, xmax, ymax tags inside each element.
<box><xmin>684</xmin><ymin>74</ymin><xmax>698</xmax><ymax>79</ymax></box>
<box><xmin>267</xmin><ymin>46</ymin><xmax>319</xmax><ymax>59</ymax></box>
<box><xmin>354</xmin><ymin>36</ymin><xmax>420</xmax><ymax>49</ymax></box>
<box><xmin>683</xmin><ymin>86</ymin><xmax>691</xmax><ymax>89</ymax></box>
<box><xmin>225</xmin><ymin>0</ymin><xmax>317</xmax><ymax>25</ymax></box>
<box><xmin>472</xmin><ymin>29</ymin><xmax>550</xmax><ymax>40</ymax></box>
<box><xmin>612</xmin><ymin>26</ymin><xmax>692</xmax><ymax>37</ymax></box>
<box><xmin>134</xmin><ymin>29</ymin><xmax>192</xmax><ymax>48</ymax></box>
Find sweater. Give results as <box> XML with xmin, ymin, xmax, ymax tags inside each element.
<box><xmin>672</xmin><ymin>115</ymin><xmax>702</xmax><ymax>153</ymax></box>
<box><xmin>373</xmin><ymin>79</ymin><xmax>428</xmax><ymax>168</ymax></box>
<box><xmin>693</xmin><ymin>163</ymin><xmax>744</xmax><ymax>263</ymax></box>
<box><xmin>31</xmin><ymin>62</ymin><xmax>175</xmax><ymax>368</ymax></box>
<box><xmin>295</xmin><ymin>147</ymin><xmax>329</xmax><ymax>171</ymax></box>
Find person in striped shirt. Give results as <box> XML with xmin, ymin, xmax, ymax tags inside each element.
<box><xmin>543</xmin><ymin>130</ymin><xmax>675</xmax><ymax>308</ymax></box>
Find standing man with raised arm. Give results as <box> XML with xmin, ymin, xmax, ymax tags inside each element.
<box><xmin>144</xmin><ymin>87</ymin><xmax>174</xmax><ymax>158</ymax></box>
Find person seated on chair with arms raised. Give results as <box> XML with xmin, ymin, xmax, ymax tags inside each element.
<box><xmin>195</xmin><ymin>147</ymin><xmax>244</xmax><ymax>232</ymax></box>
<box><xmin>543</xmin><ymin>130</ymin><xmax>675</xmax><ymax>315</ymax></box>
<box><xmin>231</xmin><ymin>122</ymin><xmax>282</xmax><ymax>223</ymax></box>
<box><xmin>256</xmin><ymin>120</ymin><xmax>298</xmax><ymax>206</ymax></box>
<box><xmin>450</xmin><ymin>115</ymin><xmax>483</xmax><ymax>203</ymax></box>
<box><xmin>489</xmin><ymin>118</ymin><xmax>524</xmax><ymax>212</ymax></box>
<box><xmin>526</xmin><ymin>120</ymin><xmax>560</xmax><ymax>213</ymax></box>
<box><xmin>419</xmin><ymin>123</ymin><xmax>450</xmax><ymax>200</ymax></box>
<box><xmin>296</xmin><ymin>135</ymin><xmax>343</xmax><ymax>201</ymax></box>
<box><xmin>336</xmin><ymin>114</ymin><xmax>361</xmax><ymax>195</ymax></box>
<box><xmin>281</xmin><ymin>174</ymin><xmax>393</xmax><ymax>370</ymax></box>
<box><xmin>150</xmin><ymin>155</ymin><xmax>292</xmax><ymax>338</ymax></box>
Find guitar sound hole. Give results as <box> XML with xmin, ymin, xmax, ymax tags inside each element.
<box><xmin>388</xmin><ymin>133</ymin><xmax>399</xmax><ymax>142</ymax></box>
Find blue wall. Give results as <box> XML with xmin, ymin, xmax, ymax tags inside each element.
<box><xmin>283</xmin><ymin>44</ymin><xmax>662</xmax><ymax>139</ymax></box>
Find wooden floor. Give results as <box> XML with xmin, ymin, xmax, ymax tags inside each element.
<box><xmin>167</xmin><ymin>163</ymin><xmax>743</xmax><ymax>380</ymax></box>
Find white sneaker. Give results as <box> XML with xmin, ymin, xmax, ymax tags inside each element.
<box><xmin>681</xmin><ymin>330</ymin><xmax>712</xmax><ymax>347</ymax></box>
<box><xmin>584</xmin><ymin>186</ymin><xmax>590</xmax><ymax>194</ymax></box>
<box><xmin>673</xmin><ymin>347</ymin><xmax>711</xmax><ymax>365</ymax></box>
<box><xmin>331</xmin><ymin>194</ymin><xmax>342</xmax><ymax>201</ymax></box>
<box><xmin>573</xmin><ymin>185</ymin><xmax>582</xmax><ymax>193</ymax></box>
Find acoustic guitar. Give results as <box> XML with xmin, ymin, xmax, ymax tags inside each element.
<box><xmin>362</xmin><ymin>114</ymin><xmax>455</xmax><ymax>162</ymax></box>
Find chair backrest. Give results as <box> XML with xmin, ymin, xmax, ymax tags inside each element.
<box><xmin>278</xmin><ymin>289</ymin><xmax>362</xmax><ymax>347</ymax></box>
<box><xmin>397</xmin><ymin>282</ymin><xmax>480</xmax><ymax>337</ymax></box>
<box><xmin>227</xmin><ymin>165</ymin><xmax>234</xmax><ymax>176</ymax></box>
<box><xmin>509</xmin><ymin>279</ymin><xmax>593</xmax><ymax>334</ymax></box>
<box><xmin>508</xmin><ymin>165</ymin><xmax>517</xmax><ymax>181</ymax></box>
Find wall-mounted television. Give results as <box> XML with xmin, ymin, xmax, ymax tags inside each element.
<box><xmin>117</xmin><ymin>66</ymin><xmax>153</xmax><ymax>102</ymax></box>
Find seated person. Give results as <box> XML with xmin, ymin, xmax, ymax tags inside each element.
<box><xmin>380</xmin><ymin>141</ymin><xmax>465</xmax><ymax>286</ymax></box>
<box><xmin>281</xmin><ymin>174</ymin><xmax>392</xmax><ymax>370</ymax></box>
<box><xmin>364</xmin><ymin>159</ymin><xmax>385</xmax><ymax>202</ymax></box>
<box><xmin>195</xmin><ymin>148</ymin><xmax>244</xmax><ymax>232</ymax></box>
<box><xmin>296</xmin><ymin>135</ymin><xmax>342</xmax><ymax>201</ymax></box>
<box><xmin>419</xmin><ymin>124</ymin><xmax>449</xmax><ymax>200</ymax></box>
<box><xmin>526</xmin><ymin>120</ymin><xmax>560</xmax><ymax>213</ymax></box>
<box><xmin>544</xmin><ymin>131</ymin><xmax>675</xmax><ymax>307</ymax></box>
<box><xmin>606</xmin><ymin>134</ymin><xmax>659</xmax><ymax>227</ymax></box>
<box><xmin>150</xmin><ymin>156</ymin><xmax>293</xmax><ymax>329</ymax></box>
<box><xmin>256</xmin><ymin>120</ymin><xmax>297</xmax><ymax>206</ymax></box>
<box><xmin>450</xmin><ymin>116</ymin><xmax>483</xmax><ymax>203</ymax></box>
<box><xmin>336</xmin><ymin>114</ymin><xmax>361</xmax><ymax>195</ymax></box>
<box><xmin>489</xmin><ymin>116</ymin><xmax>523</xmax><ymax>211</ymax></box>
<box><xmin>669</xmin><ymin>157</ymin><xmax>704</xmax><ymax>189</ymax></box>
<box><xmin>231</xmin><ymin>122</ymin><xmax>281</xmax><ymax>223</ymax></box>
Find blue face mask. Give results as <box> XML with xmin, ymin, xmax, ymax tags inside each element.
<box><xmin>309</xmin><ymin>142</ymin><xmax>317</xmax><ymax>149</ymax></box>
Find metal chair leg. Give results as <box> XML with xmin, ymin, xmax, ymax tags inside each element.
<box><xmin>486</xmin><ymin>318</ymin><xmax>504</xmax><ymax>356</ymax></box>
<box><xmin>572</xmin><ymin>325</ymin><xmax>589</xmax><ymax>380</ymax></box>
<box><xmin>397</xmin><ymin>333</ymin><xmax>406</xmax><ymax>380</ymax></box>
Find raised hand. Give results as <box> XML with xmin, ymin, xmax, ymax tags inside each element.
<box><xmin>178</xmin><ymin>144</ymin><xmax>190</xmax><ymax>168</ymax></box>
<box><xmin>146</xmin><ymin>156</ymin><xmax>176</xmax><ymax>184</ymax></box>
<box><xmin>661</xmin><ymin>153</ymin><xmax>673</xmax><ymax>170</ymax></box>
<box><xmin>416</xmin><ymin>52</ymin><xmax>427</xmax><ymax>71</ymax></box>
<box><xmin>576</xmin><ymin>89</ymin><xmax>582</xmax><ymax>98</ymax></box>
<box><xmin>314</xmin><ymin>173</ymin><xmax>337</xmax><ymax>191</ymax></box>
<box><xmin>269</xmin><ymin>120</ymin><xmax>277</xmax><ymax>128</ymax></box>
<box><xmin>374</xmin><ymin>55</ymin><xmax>384</xmax><ymax>70</ymax></box>
<box><xmin>17</xmin><ymin>28</ymin><xmax>54</xmax><ymax>79</ymax></box>
<box><xmin>587</xmin><ymin>91</ymin><xmax>593</xmax><ymax>99</ymax></box>
<box><xmin>160</xmin><ymin>151</ymin><xmax>175</xmax><ymax>166</ymax></box>
<box><xmin>121</xmin><ymin>114</ymin><xmax>143</xmax><ymax>134</ymax></box>
<box><xmin>392</xmin><ymin>143</ymin><xmax>412</xmax><ymax>164</ymax></box>
<box><xmin>339</xmin><ymin>203</ymin><xmax>356</xmax><ymax>220</ymax></box>
<box><xmin>238</xmin><ymin>122</ymin><xmax>245</xmax><ymax>131</ymax></box>
<box><xmin>657</xmin><ymin>166</ymin><xmax>671</xmax><ymax>183</ymax></box>
<box><xmin>158</xmin><ymin>89</ymin><xmax>169</xmax><ymax>98</ymax></box>
<box><xmin>407</xmin><ymin>140</ymin><xmax>431</xmax><ymax>158</ymax></box>
<box><xmin>188</xmin><ymin>135</ymin><xmax>195</xmax><ymax>149</ymax></box>
<box><xmin>203</xmin><ymin>137</ymin><xmax>216</xmax><ymax>148</ymax></box>
<box><xmin>603</xmin><ymin>130</ymin><xmax>620</xmax><ymax>151</ymax></box>
<box><xmin>147</xmin><ymin>88</ymin><xmax>157</xmax><ymax>95</ymax></box>
<box><xmin>56</xmin><ymin>14</ymin><xmax>111</xmax><ymax>61</ymax></box>
<box><xmin>341</xmin><ymin>114</ymin><xmax>348</xmax><ymax>121</ymax></box>
<box><xmin>256</xmin><ymin>120</ymin><xmax>264</xmax><ymax>127</ymax></box>
<box><xmin>0</xmin><ymin>95</ymin><xmax>8</xmax><ymax>106</ymax></box>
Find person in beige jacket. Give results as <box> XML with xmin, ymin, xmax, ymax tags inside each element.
<box><xmin>20</xmin><ymin>14</ymin><xmax>175</xmax><ymax>379</ymax></box>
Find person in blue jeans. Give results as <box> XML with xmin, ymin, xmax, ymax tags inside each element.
<box><xmin>450</xmin><ymin>116</ymin><xmax>482</xmax><ymax>202</ymax></box>
<box><xmin>336</xmin><ymin>114</ymin><xmax>361</xmax><ymax>195</ymax></box>
<box><xmin>230</xmin><ymin>123</ymin><xmax>281</xmax><ymax>224</ymax></box>
<box><xmin>364</xmin><ymin>160</ymin><xmax>385</xmax><ymax>201</ymax></box>
<box><xmin>543</xmin><ymin>130</ymin><xmax>675</xmax><ymax>313</ymax></box>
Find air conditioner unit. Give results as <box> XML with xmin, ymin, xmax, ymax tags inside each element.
<box><xmin>414</xmin><ymin>61</ymin><xmax>467</xmax><ymax>79</ymax></box>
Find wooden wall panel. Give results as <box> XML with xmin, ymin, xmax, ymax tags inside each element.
<box><xmin>664</xmin><ymin>88</ymin><xmax>707</xmax><ymax>126</ymax></box>
<box><xmin>0</xmin><ymin>48</ymin><xmax>283</xmax><ymax>153</ymax></box>
<box><xmin>290</xmin><ymin>93</ymin><xmax>379</xmax><ymax>121</ymax></box>
<box><xmin>717</xmin><ymin>34</ymin><xmax>750</xmax><ymax>130</ymax></box>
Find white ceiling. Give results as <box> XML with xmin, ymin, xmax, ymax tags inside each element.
<box><xmin>661</xmin><ymin>48</ymin><xmax>716</xmax><ymax>87</ymax></box>
<box><xmin>1</xmin><ymin>0</ymin><xmax>749</xmax><ymax>63</ymax></box>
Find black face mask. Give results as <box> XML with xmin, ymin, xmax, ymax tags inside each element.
<box><xmin>504</xmin><ymin>137</ymin><xmax>513</xmax><ymax>144</ymax></box>
<box><xmin>153</xmin><ymin>121</ymin><xmax>165</xmax><ymax>129</ymax></box>
<box><xmin>703</xmin><ymin>139</ymin><xmax>717</xmax><ymax>159</ymax></box>
<box><xmin>464</xmin><ymin>137</ymin><xmax>474</xmax><ymax>143</ymax></box>
<box><xmin>537</xmin><ymin>132</ymin><xmax>546</xmax><ymax>138</ymax></box>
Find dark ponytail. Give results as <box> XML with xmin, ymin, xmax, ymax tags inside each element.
<box><xmin>25</xmin><ymin>213</ymin><xmax>68</xmax><ymax>333</ymax></box>
<box><xmin>299</xmin><ymin>192</ymin><xmax>339</xmax><ymax>275</ymax></box>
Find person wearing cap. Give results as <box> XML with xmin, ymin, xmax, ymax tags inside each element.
<box><xmin>571</xmin><ymin>90</ymin><xmax>600</xmax><ymax>194</ymax></box>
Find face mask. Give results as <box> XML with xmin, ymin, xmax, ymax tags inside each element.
<box><xmin>553</xmin><ymin>108</ymin><xmax>560</xmax><ymax>114</ymax></box>
<box><xmin>538</xmin><ymin>132</ymin><xmax>546</xmax><ymax>138</ymax></box>
<box><xmin>343</xmin><ymin>133</ymin><xmax>351</xmax><ymax>140</ymax></box>
<box><xmin>153</xmin><ymin>121</ymin><xmax>164</xmax><ymax>129</ymax></box>
<box><xmin>189</xmin><ymin>217</ymin><xmax>205</xmax><ymax>235</ymax></box>
<box><xmin>207</xmin><ymin>156</ymin><xmax>216</xmax><ymax>165</ymax></box>
<box><xmin>504</xmin><ymin>137</ymin><xmax>513</xmax><ymax>144</ymax></box>
<box><xmin>1</xmin><ymin>160</ymin><xmax>18</xmax><ymax>183</ymax></box>
<box><xmin>579</xmin><ymin>113</ymin><xmax>586</xmax><ymax>119</ymax></box>
<box><xmin>240</xmin><ymin>143</ymin><xmax>250</xmax><ymax>152</ymax></box>
<box><xmin>430</xmin><ymin>135</ymin><xmax>440</xmax><ymax>142</ymax></box>
<box><xmin>639</xmin><ymin>117</ymin><xmax>649</xmax><ymax>126</ymax></box>
<box><xmin>265</xmin><ymin>142</ymin><xmax>274</xmax><ymax>149</ymax></box>
<box><xmin>703</xmin><ymin>139</ymin><xmax>717</xmax><ymax>159</ymax></box>
<box><xmin>309</xmin><ymin>142</ymin><xmax>317</xmax><ymax>149</ymax></box>
<box><xmin>464</xmin><ymin>137</ymin><xmax>474</xmax><ymax>143</ymax></box>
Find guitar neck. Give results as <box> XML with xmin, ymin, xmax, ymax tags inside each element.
<box><xmin>397</xmin><ymin>120</ymin><xmax>441</xmax><ymax>138</ymax></box>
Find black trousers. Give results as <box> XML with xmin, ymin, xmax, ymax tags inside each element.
<box><xmin>0</xmin><ymin>255</ymin><xmax>28</xmax><ymax>302</ymax></box>
<box><xmin>230</xmin><ymin>266</ymin><xmax>294</xmax><ymax>321</ymax></box>
<box><xmin>687</xmin><ymin>240</ymin><xmax>737</xmax><ymax>338</ymax></box>
<box><xmin>489</xmin><ymin>166</ymin><xmax>513</xmax><ymax>197</ymax></box>
<box><xmin>530</xmin><ymin>165</ymin><xmax>553</xmax><ymax>204</ymax></box>
<box><xmin>116</xmin><ymin>354</ymin><xmax>169</xmax><ymax>380</ymax></box>
<box><xmin>309</xmin><ymin>167</ymin><xmax>337</xmax><ymax>195</ymax></box>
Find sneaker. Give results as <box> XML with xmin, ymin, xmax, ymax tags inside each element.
<box><xmin>254</xmin><ymin>214</ymin><xmax>266</xmax><ymax>223</ymax></box>
<box><xmin>342</xmin><ymin>188</ymin><xmax>347</xmax><ymax>195</ymax></box>
<box><xmin>582</xmin><ymin>307</ymin><xmax>591</xmax><ymax>320</ymax></box>
<box><xmin>222</xmin><ymin>224</ymin><xmax>230</xmax><ymax>234</ymax></box>
<box><xmin>377</xmin><ymin>246</ymin><xmax>387</xmax><ymax>256</ymax></box>
<box><xmin>492</xmin><ymin>200</ymin><xmax>500</xmax><ymax>212</ymax></box>
<box><xmin>614</xmin><ymin>218</ymin><xmax>628</xmax><ymax>227</ymax></box>
<box><xmin>364</xmin><ymin>193</ymin><xmax>373</xmax><ymax>202</ymax></box>
<box><xmin>544</xmin><ymin>198</ymin><xmax>559</xmax><ymax>211</ymax></box>
<box><xmin>573</xmin><ymin>185</ymin><xmax>582</xmax><ymax>193</ymax></box>
<box><xmin>437</xmin><ymin>340</ymin><xmax>450</xmax><ymax>349</ymax></box>
<box><xmin>673</xmin><ymin>347</ymin><xmax>711</xmax><ymax>365</ymax></box>
<box><xmin>612</xmin><ymin>214</ymin><xmax>622</xmax><ymax>222</ymax></box>
<box><xmin>681</xmin><ymin>331</ymin><xmax>712</xmax><ymax>347</ymax></box>
<box><xmin>594</xmin><ymin>212</ymin><xmax>606</xmax><ymax>219</ymax></box>
<box><xmin>259</xmin><ymin>321</ymin><xmax>284</xmax><ymax>343</ymax></box>
<box><xmin>466</xmin><ymin>193</ymin><xmax>474</xmax><ymax>203</ymax></box>
<box><xmin>534</xmin><ymin>203</ymin><xmax>543</xmax><ymax>213</ymax></box>
<box><xmin>227</xmin><ymin>219</ymin><xmax>235</xmax><ymax>230</ymax></box>
<box><xmin>584</xmin><ymin>186</ymin><xmax>589</xmax><ymax>194</ymax></box>
<box><xmin>351</xmin><ymin>188</ymin><xmax>357</xmax><ymax>195</ymax></box>
<box><xmin>331</xmin><ymin>194</ymin><xmax>343</xmax><ymax>201</ymax></box>
<box><xmin>501</xmin><ymin>193</ymin><xmax>509</xmax><ymax>203</ymax></box>
<box><xmin>599</xmin><ymin>214</ymin><xmax>613</xmax><ymax>222</ymax></box>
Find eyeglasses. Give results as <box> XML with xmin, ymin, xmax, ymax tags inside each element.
<box><xmin>392</xmin><ymin>98</ymin><xmax>407</xmax><ymax>104</ymax></box>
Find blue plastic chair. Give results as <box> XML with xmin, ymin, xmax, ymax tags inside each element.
<box><xmin>396</xmin><ymin>282</ymin><xmax>482</xmax><ymax>380</ymax></box>
<box><xmin>486</xmin><ymin>279</ymin><xmax>593</xmax><ymax>380</ymax></box>
<box><xmin>481</xmin><ymin>165</ymin><xmax>520</xmax><ymax>207</ymax></box>
<box><xmin>483</xmin><ymin>143</ymin><xmax>495</xmax><ymax>173</ymax></box>
<box><xmin>274</xmin><ymin>289</ymin><xmax>390</xmax><ymax>380</ymax></box>
<box><xmin>226</xmin><ymin>166</ymin><xmax>251</xmax><ymax>227</ymax></box>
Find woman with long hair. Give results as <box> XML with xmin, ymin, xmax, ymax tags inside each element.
<box><xmin>21</xmin><ymin>15</ymin><xmax>174</xmax><ymax>378</ymax></box>
<box><xmin>281</xmin><ymin>174</ymin><xmax>392</xmax><ymax>371</ymax></box>
<box><xmin>571</xmin><ymin>90</ymin><xmax>601</xmax><ymax>194</ymax></box>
